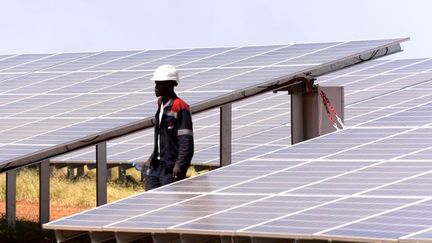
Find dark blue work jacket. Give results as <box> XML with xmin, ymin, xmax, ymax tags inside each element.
<box><xmin>149</xmin><ymin>93</ymin><xmax>194</xmax><ymax>169</ymax></box>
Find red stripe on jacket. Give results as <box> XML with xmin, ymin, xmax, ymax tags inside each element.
<box><xmin>171</xmin><ymin>98</ymin><xmax>190</xmax><ymax>112</ymax></box>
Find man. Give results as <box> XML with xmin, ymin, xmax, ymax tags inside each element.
<box><xmin>144</xmin><ymin>64</ymin><xmax>194</xmax><ymax>190</ymax></box>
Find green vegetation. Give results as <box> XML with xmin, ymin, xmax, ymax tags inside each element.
<box><xmin>0</xmin><ymin>165</ymin><xmax>206</xmax><ymax>242</ymax></box>
<box><xmin>0</xmin><ymin>165</ymin><xmax>204</xmax><ymax>207</ymax></box>
<box><xmin>0</xmin><ymin>167</ymin><xmax>145</xmax><ymax>207</ymax></box>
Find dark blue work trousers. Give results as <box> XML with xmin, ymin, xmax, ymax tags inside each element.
<box><xmin>145</xmin><ymin>165</ymin><xmax>174</xmax><ymax>191</ymax></box>
<box><xmin>145</xmin><ymin>165</ymin><xmax>187</xmax><ymax>191</ymax></box>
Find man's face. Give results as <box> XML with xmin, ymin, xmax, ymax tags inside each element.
<box><xmin>154</xmin><ymin>81</ymin><xmax>176</xmax><ymax>98</ymax></box>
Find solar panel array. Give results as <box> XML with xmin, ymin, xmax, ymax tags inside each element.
<box><xmin>0</xmin><ymin>39</ymin><xmax>405</xmax><ymax>172</ymax></box>
<box><xmin>43</xmin><ymin>51</ymin><xmax>432</xmax><ymax>242</ymax></box>
<box><xmin>52</xmin><ymin>57</ymin><xmax>432</xmax><ymax>168</ymax></box>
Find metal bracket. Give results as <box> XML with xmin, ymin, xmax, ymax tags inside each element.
<box><xmin>273</xmin><ymin>74</ymin><xmax>316</xmax><ymax>95</ymax></box>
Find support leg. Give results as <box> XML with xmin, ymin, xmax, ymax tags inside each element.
<box><xmin>220</xmin><ymin>104</ymin><xmax>232</xmax><ymax>167</ymax></box>
<box><xmin>6</xmin><ymin>170</ymin><xmax>17</xmax><ymax>228</ymax></box>
<box><xmin>39</xmin><ymin>160</ymin><xmax>50</xmax><ymax>224</ymax></box>
<box><xmin>96</xmin><ymin>142</ymin><xmax>107</xmax><ymax>206</ymax></box>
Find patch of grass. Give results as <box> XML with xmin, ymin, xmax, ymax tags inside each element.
<box><xmin>0</xmin><ymin>167</ymin><xmax>145</xmax><ymax>207</ymax></box>
<box><xmin>0</xmin><ymin>165</ymin><xmax>207</xmax><ymax>207</ymax></box>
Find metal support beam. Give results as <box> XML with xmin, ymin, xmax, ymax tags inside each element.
<box><xmin>96</xmin><ymin>142</ymin><xmax>107</xmax><ymax>206</ymax></box>
<box><xmin>251</xmin><ymin>237</ymin><xmax>287</xmax><ymax>243</ymax></box>
<box><xmin>115</xmin><ymin>232</ymin><xmax>151</xmax><ymax>243</ymax></box>
<box><xmin>89</xmin><ymin>232</ymin><xmax>114</xmax><ymax>243</ymax></box>
<box><xmin>221</xmin><ymin>236</ymin><xmax>237</xmax><ymax>243</ymax></box>
<box><xmin>152</xmin><ymin>233</ymin><xmax>180</xmax><ymax>243</ymax></box>
<box><xmin>6</xmin><ymin>169</ymin><xmax>16</xmax><ymax>228</ymax></box>
<box><xmin>181</xmin><ymin>234</ymin><xmax>223</xmax><ymax>243</ymax></box>
<box><xmin>39</xmin><ymin>160</ymin><xmax>50</xmax><ymax>224</ymax></box>
<box><xmin>235</xmin><ymin>236</ymin><xmax>253</xmax><ymax>243</ymax></box>
<box><xmin>220</xmin><ymin>104</ymin><xmax>232</xmax><ymax>167</ymax></box>
<box><xmin>290</xmin><ymin>87</ymin><xmax>306</xmax><ymax>144</ymax></box>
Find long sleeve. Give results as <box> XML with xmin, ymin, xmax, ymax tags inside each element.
<box><xmin>172</xmin><ymin>100</ymin><xmax>194</xmax><ymax>168</ymax></box>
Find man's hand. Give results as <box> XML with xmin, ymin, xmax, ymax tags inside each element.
<box><xmin>173</xmin><ymin>164</ymin><xmax>182</xmax><ymax>180</ymax></box>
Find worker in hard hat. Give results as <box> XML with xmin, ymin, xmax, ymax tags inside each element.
<box><xmin>144</xmin><ymin>64</ymin><xmax>194</xmax><ymax>190</ymax></box>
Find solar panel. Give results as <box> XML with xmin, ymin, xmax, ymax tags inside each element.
<box><xmin>0</xmin><ymin>39</ymin><xmax>406</xmax><ymax>172</ymax></box>
<box><xmin>0</xmin><ymin>54</ymin><xmax>53</xmax><ymax>71</ymax></box>
<box><xmin>50</xmin><ymin>58</ymin><xmax>432</xmax><ymax>167</ymax></box>
<box><xmin>44</xmin><ymin>86</ymin><xmax>432</xmax><ymax>242</ymax></box>
<box><xmin>43</xmin><ymin>54</ymin><xmax>432</xmax><ymax>242</ymax></box>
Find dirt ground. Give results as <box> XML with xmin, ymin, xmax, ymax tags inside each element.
<box><xmin>0</xmin><ymin>200</ymin><xmax>90</xmax><ymax>222</ymax></box>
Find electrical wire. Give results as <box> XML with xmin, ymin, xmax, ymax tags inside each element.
<box><xmin>357</xmin><ymin>47</ymin><xmax>389</xmax><ymax>62</ymax></box>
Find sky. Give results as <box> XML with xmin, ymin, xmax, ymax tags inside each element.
<box><xmin>1</xmin><ymin>0</ymin><xmax>431</xmax><ymax>59</ymax></box>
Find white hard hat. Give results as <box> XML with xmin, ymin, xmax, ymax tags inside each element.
<box><xmin>151</xmin><ymin>64</ymin><xmax>179</xmax><ymax>84</ymax></box>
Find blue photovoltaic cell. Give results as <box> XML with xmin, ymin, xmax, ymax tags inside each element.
<box><xmin>44</xmin><ymin>51</ymin><xmax>141</xmax><ymax>72</ymax></box>
<box><xmin>107</xmin><ymin>194</ymin><xmax>265</xmax><ymax>230</ymax></box>
<box><xmin>323</xmin><ymin>200</ymin><xmax>432</xmax><ymax>240</ymax></box>
<box><xmin>4</xmin><ymin>52</ymin><xmax>95</xmax><ymax>73</ymax></box>
<box><xmin>352</xmin><ymin>59</ymin><xmax>426</xmax><ymax>75</ymax></box>
<box><xmin>226</xmin><ymin>43</ymin><xmax>338</xmax><ymax>67</ymax></box>
<box><xmin>86</xmin><ymin>49</ymin><xmax>188</xmax><ymax>71</ymax></box>
<box><xmin>180</xmin><ymin>45</ymin><xmax>286</xmax><ymax>69</ymax></box>
<box><xmin>46</xmin><ymin>192</ymin><xmax>200</xmax><ymax>230</ymax></box>
<box><xmin>389</xmin><ymin>58</ymin><xmax>432</xmax><ymax>74</ymax></box>
<box><xmin>129</xmin><ymin>47</ymin><xmax>235</xmax><ymax>71</ymax></box>
<box><xmin>244</xmin><ymin>197</ymin><xmax>419</xmax><ymax>237</ymax></box>
<box><xmin>0</xmin><ymin>54</ymin><xmax>52</xmax><ymax>71</ymax></box>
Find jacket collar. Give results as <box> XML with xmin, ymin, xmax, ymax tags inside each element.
<box><xmin>158</xmin><ymin>93</ymin><xmax>177</xmax><ymax>107</ymax></box>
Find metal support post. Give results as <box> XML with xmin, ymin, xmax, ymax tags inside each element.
<box><xmin>77</xmin><ymin>165</ymin><xmax>85</xmax><ymax>177</ymax></box>
<box><xmin>67</xmin><ymin>165</ymin><xmax>75</xmax><ymax>180</ymax></box>
<box><xmin>290</xmin><ymin>85</ymin><xmax>344</xmax><ymax>144</ymax></box>
<box><xmin>39</xmin><ymin>160</ymin><xmax>50</xmax><ymax>224</ymax></box>
<box><xmin>6</xmin><ymin>169</ymin><xmax>17</xmax><ymax>228</ymax></box>
<box><xmin>220</xmin><ymin>104</ymin><xmax>232</xmax><ymax>167</ymax></box>
<box><xmin>96</xmin><ymin>142</ymin><xmax>107</xmax><ymax>206</ymax></box>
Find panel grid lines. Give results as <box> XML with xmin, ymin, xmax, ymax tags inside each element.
<box><xmin>6</xmin><ymin>40</ymin><xmax>432</xmax><ymax>242</ymax></box>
